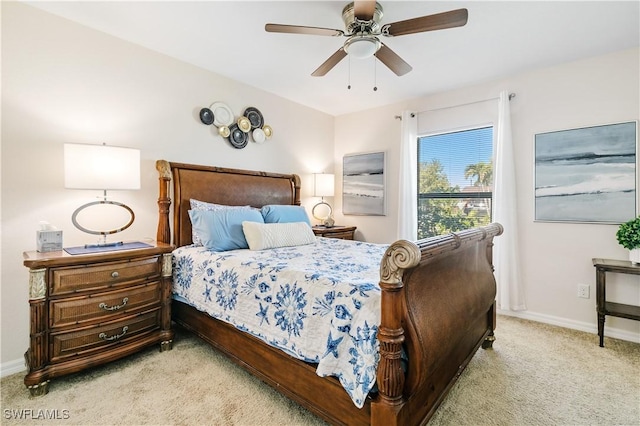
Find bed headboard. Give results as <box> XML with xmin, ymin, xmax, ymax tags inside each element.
<box><xmin>156</xmin><ymin>160</ymin><xmax>301</xmax><ymax>247</ymax></box>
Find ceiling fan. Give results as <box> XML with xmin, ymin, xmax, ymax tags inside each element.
<box><xmin>265</xmin><ymin>1</ymin><xmax>468</xmax><ymax>77</ymax></box>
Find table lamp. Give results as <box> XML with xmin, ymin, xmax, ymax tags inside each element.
<box><xmin>64</xmin><ymin>143</ymin><xmax>140</xmax><ymax>248</ymax></box>
<box><xmin>312</xmin><ymin>173</ymin><xmax>335</xmax><ymax>227</ymax></box>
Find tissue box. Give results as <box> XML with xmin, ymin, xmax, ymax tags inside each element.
<box><xmin>37</xmin><ymin>230</ymin><xmax>63</xmax><ymax>252</ymax></box>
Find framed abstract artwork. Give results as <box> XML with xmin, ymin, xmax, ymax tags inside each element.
<box><xmin>534</xmin><ymin>121</ymin><xmax>637</xmax><ymax>223</ymax></box>
<box><xmin>343</xmin><ymin>151</ymin><xmax>386</xmax><ymax>216</ymax></box>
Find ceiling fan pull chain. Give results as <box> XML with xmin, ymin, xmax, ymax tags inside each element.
<box><xmin>347</xmin><ymin>55</ymin><xmax>352</xmax><ymax>90</ymax></box>
<box><xmin>373</xmin><ymin>57</ymin><xmax>378</xmax><ymax>91</ymax></box>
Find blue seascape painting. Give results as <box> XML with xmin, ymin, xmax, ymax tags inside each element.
<box><xmin>343</xmin><ymin>152</ymin><xmax>385</xmax><ymax>215</ymax></box>
<box><xmin>535</xmin><ymin>121</ymin><xmax>637</xmax><ymax>223</ymax></box>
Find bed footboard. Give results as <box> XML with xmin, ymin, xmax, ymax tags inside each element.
<box><xmin>373</xmin><ymin>223</ymin><xmax>503</xmax><ymax>426</ymax></box>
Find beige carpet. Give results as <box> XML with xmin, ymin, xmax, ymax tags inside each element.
<box><xmin>2</xmin><ymin>315</ymin><xmax>639</xmax><ymax>425</ymax></box>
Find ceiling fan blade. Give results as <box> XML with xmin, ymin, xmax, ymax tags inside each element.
<box><xmin>354</xmin><ymin>0</ymin><xmax>376</xmax><ymax>21</ymax></box>
<box><xmin>311</xmin><ymin>48</ymin><xmax>347</xmax><ymax>77</ymax></box>
<box><xmin>265</xmin><ymin>23</ymin><xmax>344</xmax><ymax>37</ymax></box>
<box><xmin>383</xmin><ymin>8</ymin><xmax>468</xmax><ymax>37</ymax></box>
<box><xmin>374</xmin><ymin>43</ymin><xmax>412</xmax><ymax>76</ymax></box>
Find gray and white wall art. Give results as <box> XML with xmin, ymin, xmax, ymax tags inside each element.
<box><xmin>534</xmin><ymin>121</ymin><xmax>637</xmax><ymax>223</ymax></box>
<box><xmin>343</xmin><ymin>151</ymin><xmax>386</xmax><ymax>216</ymax></box>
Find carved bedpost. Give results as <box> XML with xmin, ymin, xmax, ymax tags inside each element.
<box><xmin>156</xmin><ymin>160</ymin><xmax>172</xmax><ymax>245</ymax></box>
<box><xmin>374</xmin><ymin>240</ymin><xmax>421</xmax><ymax>425</ymax></box>
<box><xmin>292</xmin><ymin>174</ymin><xmax>301</xmax><ymax>206</ymax></box>
<box><xmin>486</xmin><ymin>223</ymin><xmax>504</xmax><ymax>272</ymax></box>
<box><xmin>483</xmin><ymin>222</ymin><xmax>503</xmax><ymax>349</ymax></box>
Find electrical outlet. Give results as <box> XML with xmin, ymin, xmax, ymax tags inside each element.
<box><xmin>578</xmin><ymin>284</ymin><xmax>590</xmax><ymax>299</ymax></box>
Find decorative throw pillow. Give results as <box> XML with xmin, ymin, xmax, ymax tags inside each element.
<box><xmin>242</xmin><ymin>221</ymin><xmax>316</xmax><ymax>251</ymax></box>
<box><xmin>189</xmin><ymin>199</ymin><xmax>252</xmax><ymax>246</ymax></box>
<box><xmin>260</xmin><ymin>205</ymin><xmax>311</xmax><ymax>225</ymax></box>
<box><xmin>188</xmin><ymin>208</ymin><xmax>264</xmax><ymax>252</ymax></box>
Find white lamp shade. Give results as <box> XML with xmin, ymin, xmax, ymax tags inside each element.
<box><xmin>313</xmin><ymin>173</ymin><xmax>335</xmax><ymax>197</ymax></box>
<box><xmin>64</xmin><ymin>143</ymin><xmax>140</xmax><ymax>190</ymax></box>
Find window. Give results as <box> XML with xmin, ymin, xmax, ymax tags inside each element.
<box><xmin>417</xmin><ymin>126</ymin><xmax>493</xmax><ymax>239</ymax></box>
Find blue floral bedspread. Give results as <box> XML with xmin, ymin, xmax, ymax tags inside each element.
<box><xmin>172</xmin><ymin>237</ymin><xmax>389</xmax><ymax>407</ymax></box>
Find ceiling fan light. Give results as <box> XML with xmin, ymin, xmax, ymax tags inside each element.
<box><xmin>344</xmin><ymin>37</ymin><xmax>380</xmax><ymax>59</ymax></box>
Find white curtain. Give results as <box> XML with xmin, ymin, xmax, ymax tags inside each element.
<box><xmin>397</xmin><ymin>111</ymin><xmax>417</xmax><ymax>241</ymax></box>
<box><xmin>494</xmin><ymin>91</ymin><xmax>526</xmax><ymax>311</ymax></box>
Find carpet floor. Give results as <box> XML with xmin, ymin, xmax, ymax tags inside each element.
<box><xmin>2</xmin><ymin>315</ymin><xmax>639</xmax><ymax>425</ymax></box>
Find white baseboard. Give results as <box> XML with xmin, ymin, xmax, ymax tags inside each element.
<box><xmin>1</xmin><ymin>358</ymin><xmax>26</xmax><ymax>378</ymax></box>
<box><xmin>498</xmin><ymin>309</ymin><xmax>640</xmax><ymax>344</ymax></box>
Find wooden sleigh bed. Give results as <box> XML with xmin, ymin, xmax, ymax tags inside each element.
<box><xmin>155</xmin><ymin>160</ymin><xmax>503</xmax><ymax>426</ymax></box>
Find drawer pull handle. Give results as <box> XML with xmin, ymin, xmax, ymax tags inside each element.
<box><xmin>98</xmin><ymin>297</ymin><xmax>128</xmax><ymax>311</ymax></box>
<box><xmin>99</xmin><ymin>326</ymin><xmax>128</xmax><ymax>342</ymax></box>
<box><xmin>111</xmin><ymin>271</ymin><xmax>119</xmax><ymax>279</ymax></box>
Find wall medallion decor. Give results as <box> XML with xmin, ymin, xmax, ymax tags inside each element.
<box><xmin>228</xmin><ymin>123</ymin><xmax>249</xmax><ymax>149</ymax></box>
<box><xmin>210</xmin><ymin>102</ymin><xmax>234</xmax><ymax>127</ymax></box>
<box><xmin>343</xmin><ymin>151</ymin><xmax>386</xmax><ymax>216</ymax></box>
<box><xmin>218</xmin><ymin>126</ymin><xmax>231</xmax><ymax>138</ymax></box>
<box><xmin>199</xmin><ymin>108</ymin><xmax>214</xmax><ymax>125</ymax></box>
<box><xmin>252</xmin><ymin>128</ymin><xmax>266</xmax><ymax>144</ymax></box>
<box><xmin>534</xmin><ymin>121</ymin><xmax>637</xmax><ymax>223</ymax></box>
<box><xmin>244</xmin><ymin>107</ymin><xmax>264</xmax><ymax>129</ymax></box>
<box><xmin>237</xmin><ymin>116</ymin><xmax>252</xmax><ymax>133</ymax></box>
<box><xmin>197</xmin><ymin>102</ymin><xmax>272</xmax><ymax>149</ymax></box>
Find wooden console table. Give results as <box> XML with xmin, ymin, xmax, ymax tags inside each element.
<box><xmin>592</xmin><ymin>258</ymin><xmax>640</xmax><ymax>347</ymax></box>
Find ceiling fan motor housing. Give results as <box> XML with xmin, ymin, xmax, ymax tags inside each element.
<box><xmin>342</xmin><ymin>1</ymin><xmax>384</xmax><ymax>34</ymax></box>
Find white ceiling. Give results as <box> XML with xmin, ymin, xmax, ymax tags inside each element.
<box><xmin>25</xmin><ymin>1</ymin><xmax>640</xmax><ymax>116</ymax></box>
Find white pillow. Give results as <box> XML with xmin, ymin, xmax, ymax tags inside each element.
<box><xmin>242</xmin><ymin>221</ymin><xmax>316</xmax><ymax>251</ymax></box>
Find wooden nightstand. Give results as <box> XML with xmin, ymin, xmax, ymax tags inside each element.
<box><xmin>312</xmin><ymin>225</ymin><xmax>356</xmax><ymax>240</ymax></box>
<box><xmin>23</xmin><ymin>242</ymin><xmax>174</xmax><ymax>396</ymax></box>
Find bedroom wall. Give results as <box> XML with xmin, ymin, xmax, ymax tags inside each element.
<box><xmin>0</xmin><ymin>3</ymin><xmax>334</xmax><ymax>370</ymax></box>
<box><xmin>334</xmin><ymin>47</ymin><xmax>640</xmax><ymax>342</ymax></box>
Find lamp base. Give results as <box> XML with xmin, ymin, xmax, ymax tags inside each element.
<box><xmin>84</xmin><ymin>241</ymin><xmax>124</xmax><ymax>249</ymax></box>
<box><xmin>70</xmin><ymin>197</ymin><xmax>136</xmax><ymax>252</ymax></box>
<box><xmin>71</xmin><ymin>199</ymin><xmax>135</xmax><ymax>238</ymax></box>
<box><xmin>312</xmin><ymin>201</ymin><xmax>333</xmax><ymax>223</ymax></box>
<box><xmin>64</xmin><ymin>241</ymin><xmax>152</xmax><ymax>255</ymax></box>
<box><xmin>322</xmin><ymin>216</ymin><xmax>335</xmax><ymax>228</ymax></box>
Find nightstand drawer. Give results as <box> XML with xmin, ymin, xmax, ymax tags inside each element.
<box><xmin>321</xmin><ymin>230</ymin><xmax>354</xmax><ymax>240</ymax></box>
<box><xmin>312</xmin><ymin>225</ymin><xmax>356</xmax><ymax>240</ymax></box>
<box><xmin>51</xmin><ymin>257</ymin><xmax>161</xmax><ymax>295</ymax></box>
<box><xmin>50</xmin><ymin>309</ymin><xmax>161</xmax><ymax>362</ymax></box>
<box><xmin>50</xmin><ymin>282</ymin><xmax>162</xmax><ymax>328</ymax></box>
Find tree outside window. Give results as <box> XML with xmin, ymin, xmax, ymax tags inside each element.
<box><xmin>417</xmin><ymin>127</ymin><xmax>493</xmax><ymax>239</ymax></box>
